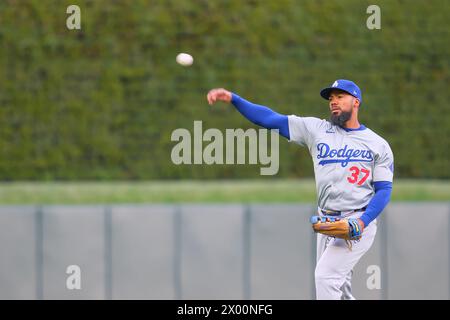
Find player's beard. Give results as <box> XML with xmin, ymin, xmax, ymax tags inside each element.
<box><xmin>330</xmin><ymin>110</ymin><xmax>352</xmax><ymax>127</ymax></box>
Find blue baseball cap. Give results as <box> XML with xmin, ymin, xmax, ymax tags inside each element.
<box><xmin>320</xmin><ymin>79</ymin><xmax>362</xmax><ymax>103</ymax></box>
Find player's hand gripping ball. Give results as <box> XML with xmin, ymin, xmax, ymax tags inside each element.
<box><xmin>310</xmin><ymin>216</ymin><xmax>363</xmax><ymax>240</ymax></box>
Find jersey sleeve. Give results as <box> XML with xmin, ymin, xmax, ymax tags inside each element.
<box><xmin>373</xmin><ymin>142</ymin><xmax>394</xmax><ymax>182</ymax></box>
<box><xmin>287</xmin><ymin>116</ymin><xmax>324</xmax><ymax>147</ymax></box>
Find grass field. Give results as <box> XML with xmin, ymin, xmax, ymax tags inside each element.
<box><xmin>0</xmin><ymin>179</ymin><xmax>449</xmax><ymax>204</ymax></box>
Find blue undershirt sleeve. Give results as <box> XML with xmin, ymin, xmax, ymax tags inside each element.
<box><xmin>231</xmin><ymin>93</ymin><xmax>290</xmax><ymax>139</ymax></box>
<box><xmin>360</xmin><ymin>181</ymin><xmax>393</xmax><ymax>227</ymax></box>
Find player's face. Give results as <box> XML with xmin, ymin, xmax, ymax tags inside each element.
<box><xmin>328</xmin><ymin>90</ymin><xmax>356</xmax><ymax>115</ymax></box>
<box><xmin>328</xmin><ymin>90</ymin><xmax>357</xmax><ymax>127</ymax></box>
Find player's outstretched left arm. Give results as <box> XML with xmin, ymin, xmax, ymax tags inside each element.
<box><xmin>207</xmin><ymin>88</ymin><xmax>290</xmax><ymax>139</ymax></box>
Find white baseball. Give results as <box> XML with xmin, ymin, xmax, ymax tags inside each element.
<box><xmin>176</xmin><ymin>53</ymin><xmax>194</xmax><ymax>66</ymax></box>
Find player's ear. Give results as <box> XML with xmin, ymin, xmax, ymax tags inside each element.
<box><xmin>354</xmin><ymin>98</ymin><xmax>360</xmax><ymax>109</ymax></box>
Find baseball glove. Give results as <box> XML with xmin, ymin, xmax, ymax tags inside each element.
<box><xmin>310</xmin><ymin>216</ymin><xmax>362</xmax><ymax>241</ymax></box>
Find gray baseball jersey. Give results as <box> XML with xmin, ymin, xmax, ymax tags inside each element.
<box><xmin>288</xmin><ymin>116</ymin><xmax>394</xmax><ymax>211</ymax></box>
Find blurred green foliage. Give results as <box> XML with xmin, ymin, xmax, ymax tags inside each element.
<box><xmin>0</xmin><ymin>0</ymin><xmax>448</xmax><ymax>180</ymax></box>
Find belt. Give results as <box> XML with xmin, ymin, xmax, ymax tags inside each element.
<box><xmin>320</xmin><ymin>206</ymin><xmax>367</xmax><ymax>216</ymax></box>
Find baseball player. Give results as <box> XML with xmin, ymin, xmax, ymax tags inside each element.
<box><xmin>206</xmin><ymin>79</ymin><xmax>394</xmax><ymax>300</ymax></box>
